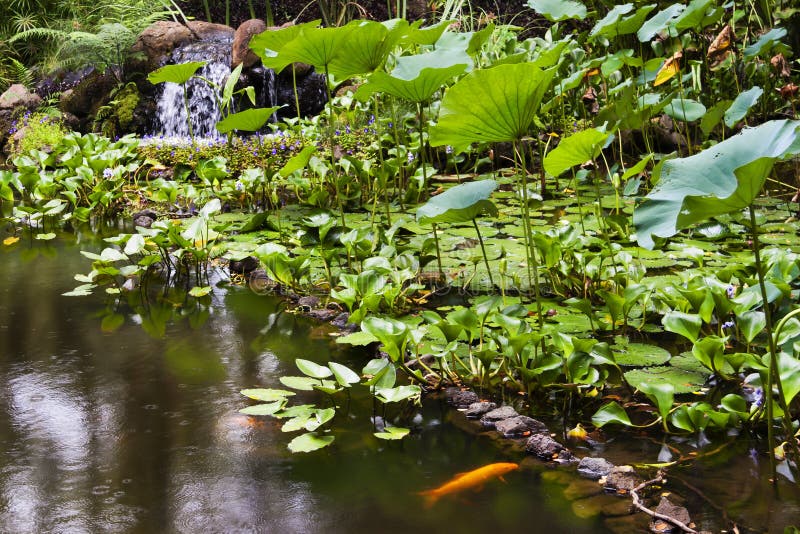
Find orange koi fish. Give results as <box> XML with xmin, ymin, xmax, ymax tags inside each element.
<box><xmin>418</xmin><ymin>462</ymin><xmax>519</xmax><ymax>507</ymax></box>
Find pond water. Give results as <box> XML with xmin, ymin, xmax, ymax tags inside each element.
<box><xmin>1</xmin><ymin>233</ymin><xmax>800</xmax><ymax>533</ymax></box>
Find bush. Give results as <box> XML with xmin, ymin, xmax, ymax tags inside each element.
<box><xmin>7</xmin><ymin>111</ymin><xmax>68</xmax><ymax>156</ymax></box>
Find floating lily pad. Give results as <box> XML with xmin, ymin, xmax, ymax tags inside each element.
<box><xmin>612</xmin><ymin>342</ymin><xmax>671</xmax><ymax>366</ymax></box>
<box><xmin>287</xmin><ymin>432</ymin><xmax>335</xmax><ymax>453</ymax></box>
<box><xmin>624</xmin><ymin>365</ymin><xmax>706</xmax><ymax>394</ymax></box>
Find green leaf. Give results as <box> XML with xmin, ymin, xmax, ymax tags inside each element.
<box><xmin>592</xmin><ymin>401</ymin><xmax>633</xmax><ymax>427</ymax></box>
<box><xmin>416</xmin><ymin>180</ymin><xmax>498</xmax><ymax>225</ymax></box>
<box><xmin>624</xmin><ymin>366</ymin><xmax>706</xmax><ymax>394</ymax></box>
<box><xmin>328</xmin><ymin>361</ymin><xmax>360</xmax><ymax>386</ymax></box>
<box><xmin>544</xmin><ymin>128</ymin><xmax>610</xmax><ymax>177</ymax></box>
<box><xmin>526</xmin><ymin>0</ymin><xmax>586</xmax><ymax>21</ymax></box>
<box><xmin>363</xmin><ymin>358</ymin><xmax>396</xmax><ymax>388</ymax></box>
<box><xmin>279</xmin><ymin>24</ymin><xmax>355</xmax><ymax>71</ymax></box>
<box><xmin>777</xmin><ymin>352</ymin><xmax>800</xmax><ymax>406</ymax></box>
<box><xmin>335</xmin><ymin>330</ymin><xmax>378</xmax><ymax>346</ymax></box>
<box><xmin>147</xmin><ymin>61</ymin><xmax>207</xmax><ymax>85</ymax></box>
<box><xmin>634</xmin><ymin>120</ymin><xmax>800</xmax><ymax>249</ymax></box>
<box><xmin>664</xmin><ymin>98</ymin><xmax>706</xmax><ymax>122</ymax></box>
<box><xmin>724</xmin><ymin>86</ymin><xmax>763</xmax><ymax>128</ymax></box>
<box><xmin>361</xmin><ymin>317</ymin><xmax>408</xmax><ymax>361</ymax></box>
<box><xmin>374</xmin><ymin>426</ymin><xmax>410</xmax><ymax>440</ymax></box>
<box><xmin>35</xmin><ymin>232</ymin><xmax>56</xmax><ymax>240</ymax></box>
<box><xmin>287</xmin><ymin>432</ymin><xmax>334</xmax><ymax>453</ymax></box>
<box><xmin>279</xmin><ymin>146</ymin><xmax>316</xmax><ymax>177</ymax></box>
<box><xmin>328</xmin><ymin>20</ymin><xmax>399</xmax><ymax>78</ymax></box>
<box><xmin>216</xmin><ymin>107</ymin><xmax>281</xmax><ymax>134</ymax></box>
<box><xmin>249</xmin><ymin>20</ymin><xmax>321</xmax><ymax>72</ymax></box>
<box><xmin>613</xmin><ymin>342</ymin><xmax>671</xmax><ymax>366</ymax></box>
<box><xmin>280</xmin><ymin>376</ymin><xmax>336</xmax><ymax>391</ymax></box>
<box><xmin>662</xmin><ymin>311</ymin><xmax>702</xmax><ymax>342</ymax></box>
<box><xmin>743</xmin><ymin>27</ymin><xmax>787</xmax><ymax>58</ymax></box>
<box><xmin>639</xmin><ymin>381</ymin><xmax>674</xmax><ymax>422</ymax></box>
<box><xmin>737</xmin><ymin>310</ymin><xmax>766</xmax><ymax>343</ymax></box>
<box><xmin>637</xmin><ymin>4</ymin><xmax>685</xmax><ymax>42</ymax></box>
<box><xmin>589</xmin><ymin>3</ymin><xmax>634</xmax><ymax>38</ymax></box>
<box><xmin>375</xmin><ymin>384</ymin><xmax>422</xmax><ymax>403</ymax></box>
<box><xmin>430</xmin><ymin>63</ymin><xmax>556</xmax><ymax>152</ymax></box>
<box><xmin>239</xmin><ymin>401</ymin><xmax>285</xmax><ymax>416</ymax></box>
<box><xmin>188</xmin><ymin>286</ymin><xmax>212</xmax><ymax>297</ymax></box>
<box><xmin>240</xmin><ymin>388</ymin><xmax>295</xmax><ymax>401</ymax></box>
<box><xmin>296</xmin><ymin>358</ymin><xmax>334</xmax><ymax>379</ymax></box>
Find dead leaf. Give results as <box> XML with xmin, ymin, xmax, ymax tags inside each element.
<box><xmin>582</xmin><ymin>86</ymin><xmax>599</xmax><ymax>114</ymax></box>
<box><xmin>771</xmin><ymin>53</ymin><xmax>791</xmax><ymax>78</ymax></box>
<box><xmin>779</xmin><ymin>83</ymin><xmax>799</xmax><ymax>100</ymax></box>
<box><xmin>654</xmin><ymin>50</ymin><xmax>683</xmax><ymax>87</ymax></box>
<box><xmin>707</xmin><ymin>24</ymin><xmax>734</xmax><ymax>59</ymax></box>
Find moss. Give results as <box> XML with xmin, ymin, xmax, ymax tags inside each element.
<box><xmin>115</xmin><ymin>84</ymin><xmax>140</xmax><ymax>130</ymax></box>
<box><xmin>7</xmin><ymin>110</ymin><xmax>67</xmax><ymax>156</ymax></box>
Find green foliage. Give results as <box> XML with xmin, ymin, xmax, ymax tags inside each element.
<box><xmin>8</xmin><ymin>111</ymin><xmax>67</xmax><ymax>156</ymax></box>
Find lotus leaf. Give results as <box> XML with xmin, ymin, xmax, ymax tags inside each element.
<box><xmin>288</xmin><ymin>432</ymin><xmax>334</xmax><ymax>453</ymax></box>
<box><xmin>543</xmin><ymin>128</ymin><xmax>610</xmax><ymax>177</ymax></box>
<box><xmin>634</xmin><ymin>120</ymin><xmax>800</xmax><ymax>249</ymax></box>
<box><xmin>429</xmin><ymin>63</ymin><xmax>556</xmax><ymax>152</ymax></box>
<box><xmin>249</xmin><ymin>20</ymin><xmax>321</xmax><ymax>72</ymax></box>
<box><xmin>723</xmin><ymin>86</ymin><xmax>763</xmax><ymax>128</ymax></box>
<box><xmin>637</xmin><ymin>4</ymin><xmax>685</xmax><ymax>42</ymax></box>
<box><xmin>147</xmin><ymin>61</ymin><xmax>207</xmax><ymax>85</ymax></box>
<box><xmin>216</xmin><ymin>107</ymin><xmax>281</xmax><ymax>134</ymax></box>
<box><xmin>416</xmin><ymin>180</ymin><xmax>497</xmax><ymax>225</ymax></box>
<box><xmin>526</xmin><ymin>0</ymin><xmax>586</xmax><ymax>21</ymax></box>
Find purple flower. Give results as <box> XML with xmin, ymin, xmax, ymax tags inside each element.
<box><xmin>726</xmin><ymin>285</ymin><xmax>735</xmax><ymax>298</ymax></box>
<box><xmin>754</xmin><ymin>388</ymin><xmax>764</xmax><ymax>407</ymax></box>
<box><xmin>335</xmin><ymin>129</ymin><xmax>341</xmax><ymax>136</ymax></box>
<box><xmin>345</xmin><ymin>125</ymin><xmax>351</xmax><ymax>134</ymax></box>
<box><xmin>271</xmin><ymin>148</ymin><xmax>277</xmax><ymax>155</ymax></box>
<box><xmin>721</xmin><ymin>320</ymin><xmax>735</xmax><ymax>330</ymax></box>
<box><xmin>103</xmin><ymin>168</ymin><xmax>114</xmax><ymax>178</ymax></box>
<box><xmin>368</xmin><ymin>114</ymin><xmax>375</xmax><ymax>125</ymax></box>
<box><xmin>388</xmin><ymin>122</ymin><xmax>393</xmax><ymax>128</ymax></box>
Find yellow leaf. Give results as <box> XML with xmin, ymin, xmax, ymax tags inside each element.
<box><xmin>3</xmin><ymin>236</ymin><xmax>20</xmax><ymax>246</ymax></box>
<box><xmin>653</xmin><ymin>51</ymin><xmax>683</xmax><ymax>87</ymax></box>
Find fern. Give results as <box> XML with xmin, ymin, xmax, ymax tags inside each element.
<box><xmin>8</xmin><ymin>27</ymin><xmax>68</xmax><ymax>44</ymax></box>
<box><xmin>8</xmin><ymin>58</ymin><xmax>34</xmax><ymax>88</ymax></box>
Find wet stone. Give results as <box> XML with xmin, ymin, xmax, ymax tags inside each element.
<box><xmin>445</xmin><ymin>388</ymin><xmax>480</xmax><ymax>409</ymax></box>
<box><xmin>228</xmin><ymin>255</ymin><xmax>259</xmax><ymax>274</ymax></box>
<box><xmin>649</xmin><ymin>496</ymin><xmax>692</xmax><ymax>533</ymax></box>
<box><xmin>331</xmin><ymin>312</ymin><xmax>358</xmax><ymax>333</ymax></box>
<box><xmin>525</xmin><ymin>433</ymin><xmax>575</xmax><ymax>463</ymax></box>
<box><xmin>603</xmin><ymin>466</ymin><xmax>642</xmax><ymax>494</ymax></box>
<box><xmin>494</xmin><ymin>415</ymin><xmax>547</xmax><ymax>438</ymax></box>
<box><xmin>464</xmin><ymin>401</ymin><xmax>497</xmax><ymax>419</ymax></box>
<box><xmin>479</xmin><ymin>405</ymin><xmax>519</xmax><ymax>428</ymax></box>
<box><xmin>577</xmin><ymin>457</ymin><xmax>615</xmax><ymax>480</ymax></box>
<box><xmin>297</xmin><ymin>295</ymin><xmax>321</xmax><ymax>309</ymax></box>
<box><xmin>306</xmin><ymin>308</ymin><xmax>337</xmax><ymax>322</ymax></box>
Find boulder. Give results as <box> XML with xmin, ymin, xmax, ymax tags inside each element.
<box><xmin>0</xmin><ymin>84</ymin><xmax>42</xmax><ymax>110</ymax></box>
<box><xmin>186</xmin><ymin>21</ymin><xmax>235</xmax><ymax>41</ymax></box>
<box><xmin>479</xmin><ymin>405</ymin><xmax>518</xmax><ymax>428</ymax></box>
<box><xmin>228</xmin><ymin>255</ymin><xmax>260</xmax><ymax>274</ymax></box>
<box><xmin>494</xmin><ymin>416</ymin><xmax>547</xmax><ymax>438</ymax></box>
<box><xmin>59</xmin><ymin>70</ymin><xmax>117</xmax><ymax>124</ymax></box>
<box><xmin>603</xmin><ymin>466</ymin><xmax>642</xmax><ymax>494</ymax></box>
<box><xmin>232</xmin><ymin>19</ymin><xmax>267</xmax><ymax>68</ymax></box>
<box><xmin>131</xmin><ymin>21</ymin><xmax>195</xmax><ymax>71</ymax></box>
<box><xmin>445</xmin><ymin>388</ymin><xmax>480</xmax><ymax>409</ymax></box>
<box><xmin>525</xmin><ymin>433</ymin><xmax>575</xmax><ymax>462</ymax></box>
<box><xmin>464</xmin><ymin>401</ymin><xmax>497</xmax><ymax>419</ymax></box>
<box><xmin>577</xmin><ymin>457</ymin><xmax>615</xmax><ymax>480</ymax></box>
<box><xmin>649</xmin><ymin>496</ymin><xmax>692</xmax><ymax>533</ymax></box>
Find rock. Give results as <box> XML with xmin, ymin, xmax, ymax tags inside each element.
<box><xmin>494</xmin><ymin>415</ymin><xmax>547</xmax><ymax>438</ymax></box>
<box><xmin>331</xmin><ymin>312</ymin><xmax>358</xmax><ymax>332</ymax></box>
<box><xmin>132</xmin><ymin>209</ymin><xmax>158</xmax><ymax>228</ymax></box>
<box><xmin>297</xmin><ymin>295</ymin><xmax>321</xmax><ymax>308</ymax></box>
<box><xmin>406</xmin><ymin>353</ymin><xmax>435</xmax><ymax>370</ymax></box>
<box><xmin>59</xmin><ymin>70</ymin><xmax>117</xmax><ymax>126</ymax></box>
<box><xmin>464</xmin><ymin>401</ymin><xmax>497</xmax><ymax>419</ymax></box>
<box><xmin>525</xmin><ymin>433</ymin><xmax>575</xmax><ymax>463</ymax></box>
<box><xmin>186</xmin><ymin>21</ymin><xmax>235</xmax><ymax>41</ymax></box>
<box><xmin>131</xmin><ymin>21</ymin><xmax>195</xmax><ymax>71</ymax></box>
<box><xmin>445</xmin><ymin>388</ymin><xmax>479</xmax><ymax>409</ymax></box>
<box><xmin>247</xmin><ymin>269</ymin><xmax>278</xmax><ymax>294</ymax></box>
<box><xmin>479</xmin><ymin>405</ymin><xmax>518</xmax><ymax>428</ymax></box>
<box><xmin>232</xmin><ymin>19</ymin><xmax>267</xmax><ymax>68</ymax></box>
<box><xmin>275</xmin><ymin>68</ymin><xmax>328</xmax><ymax>119</ymax></box>
<box><xmin>577</xmin><ymin>457</ymin><xmax>615</xmax><ymax>480</ymax></box>
<box><xmin>0</xmin><ymin>84</ymin><xmax>42</xmax><ymax>110</ymax></box>
<box><xmin>228</xmin><ymin>255</ymin><xmax>260</xmax><ymax>274</ymax></box>
<box><xmin>306</xmin><ymin>308</ymin><xmax>338</xmax><ymax>322</ymax></box>
<box><xmin>649</xmin><ymin>496</ymin><xmax>692</xmax><ymax>533</ymax></box>
<box><xmin>603</xmin><ymin>466</ymin><xmax>642</xmax><ymax>494</ymax></box>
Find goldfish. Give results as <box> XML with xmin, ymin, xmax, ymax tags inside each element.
<box><xmin>418</xmin><ymin>462</ymin><xmax>519</xmax><ymax>507</ymax></box>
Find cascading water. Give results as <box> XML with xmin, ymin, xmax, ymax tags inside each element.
<box><xmin>153</xmin><ymin>39</ymin><xmax>233</xmax><ymax>139</ymax></box>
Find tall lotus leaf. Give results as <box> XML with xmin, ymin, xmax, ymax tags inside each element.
<box><xmin>634</xmin><ymin>120</ymin><xmax>800</xmax><ymax>249</ymax></box>
<box><xmin>355</xmin><ymin>46</ymin><xmax>470</xmax><ymax>103</ymax></box>
<box><xmin>637</xmin><ymin>4</ymin><xmax>685</xmax><ymax>42</ymax></box>
<box><xmin>249</xmin><ymin>20</ymin><xmax>321</xmax><ymax>72</ymax></box>
<box><xmin>743</xmin><ymin>27</ymin><xmax>788</xmax><ymax>58</ymax></box>
<box><xmin>724</xmin><ymin>86</ymin><xmax>763</xmax><ymax>128</ymax></box>
<box><xmin>593</xmin><ymin>4</ymin><xmax>656</xmax><ymax>39</ymax></box>
<box><xmin>664</xmin><ymin>98</ymin><xmax>706</xmax><ymax>122</ymax></box>
<box><xmin>416</xmin><ymin>180</ymin><xmax>498</xmax><ymax>225</ymax></box>
<box><xmin>401</xmin><ymin>19</ymin><xmax>452</xmax><ymax>46</ymax></box>
<box><xmin>589</xmin><ymin>3</ymin><xmax>634</xmax><ymax>39</ymax></box>
<box><xmin>526</xmin><ymin>0</ymin><xmax>586</xmax><ymax>21</ymax></box>
<box><xmin>329</xmin><ymin>20</ymin><xmax>400</xmax><ymax>79</ymax></box>
<box><xmin>278</xmin><ymin>25</ymin><xmax>355</xmax><ymax>72</ymax></box>
<box><xmin>669</xmin><ymin>0</ymin><xmax>718</xmax><ymax>34</ymax></box>
<box><xmin>429</xmin><ymin>63</ymin><xmax>556</xmax><ymax>152</ymax></box>
<box><xmin>216</xmin><ymin>107</ymin><xmax>281</xmax><ymax>134</ymax></box>
<box><xmin>543</xmin><ymin>128</ymin><xmax>610</xmax><ymax>177</ymax></box>
<box><xmin>147</xmin><ymin>61</ymin><xmax>207</xmax><ymax>85</ymax></box>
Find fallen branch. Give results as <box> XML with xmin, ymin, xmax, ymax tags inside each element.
<box><xmin>630</xmin><ymin>471</ymin><xmax>698</xmax><ymax>534</ymax></box>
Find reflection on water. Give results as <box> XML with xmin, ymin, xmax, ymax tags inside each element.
<box><xmin>1</xmin><ymin>236</ymin><xmax>799</xmax><ymax>533</ymax></box>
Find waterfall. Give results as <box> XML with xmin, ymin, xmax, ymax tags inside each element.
<box><xmin>264</xmin><ymin>68</ymin><xmax>277</xmax><ymax>121</ymax></box>
<box><xmin>153</xmin><ymin>39</ymin><xmax>232</xmax><ymax>139</ymax></box>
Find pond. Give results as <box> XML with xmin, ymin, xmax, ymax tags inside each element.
<box><xmin>1</xmin><ymin>234</ymin><xmax>799</xmax><ymax>533</ymax></box>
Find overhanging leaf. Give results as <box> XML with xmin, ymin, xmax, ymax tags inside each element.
<box><xmin>526</xmin><ymin>0</ymin><xmax>587</xmax><ymax>21</ymax></box>
<box><xmin>429</xmin><ymin>63</ymin><xmax>556</xmax><ymax>152</ymax></box>
<box><xmin>147</xmin><ymin>61</ymin><xmax>207</xmax><ymax>85</ymax></box>
<box><xmin>592</xmin><ymin>401</ymin><xmax>633</xmax><ymax>427</ymax></box>
<box><xmin>416</xmin><ymin>180</ymin><xmax>498</xmax><ymax>225</ymax></box>
<box><xmin>216</xmin><ymin>107</ymin><xmax>281</xmax><ymax>133</ymax></box>
<box><xmin>543</xmin><ymin>128</ymin><xmax>610</xmax><ymax>177</ymax></box>
<box><xmin>634</xmin><ymin>120</ymin><xmax>800</xmax><ymax>249</ymax></box>
<box><xmin>249</xmin><ymin>20</ymin><xmax>321</xmax><ymax>72</ymax></box>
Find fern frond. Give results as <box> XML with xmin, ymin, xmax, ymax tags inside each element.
<box><xmin>8</xmin><ymin>27</ymin><xmax>68</xmax><ymax>44</ymax></box>
<box><xmin>8</xmin><ymin>58</ymin><xmax>34</xmax><ymax>88</ymax></box>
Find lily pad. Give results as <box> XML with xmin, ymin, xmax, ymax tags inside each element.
<box><xmin>612</xmin><ymin>342</ymin><xmax>671</xmax><ymax>366</ymax></box>
<box><xmin>287</xmin><ymin>432</ymin><xmax>335</xmax><ymax>453</ymax></box>
<box><xmin>624</xmin><ymin>365</ymin><xmax>706</xmax><ymax>394</ymax></box>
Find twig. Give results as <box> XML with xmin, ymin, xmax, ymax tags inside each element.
<box><xmin>630</xmin><ymin>471</ymin><xmax>698</xmax><ymax>534</ymax></box>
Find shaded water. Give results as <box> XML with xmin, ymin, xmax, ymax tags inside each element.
<box><xmin>2</xmin><ymin>235</ymin><xmax>800</xmax><ymax>533</ymax></box>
